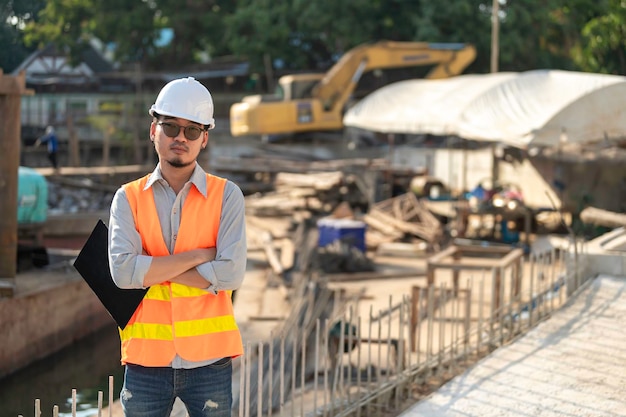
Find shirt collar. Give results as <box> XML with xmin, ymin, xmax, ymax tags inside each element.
<box><xmin>143</xmin><ymin>163</ymin><xmax>208</xmax><ymax>198</ymax></box>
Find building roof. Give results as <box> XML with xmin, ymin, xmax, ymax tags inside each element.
<box><xmin>11</xmin><ymin>43</ymin><xmax>114</xmax><ymax>86</ymax></box>
<box><xmin>11</xmin><ymin>44</ymin><xmax>250</xmax><ymax>93</ymax></box>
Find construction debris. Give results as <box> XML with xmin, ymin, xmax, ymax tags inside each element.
<box><xmin>245</xmin><ymin>171</ymin><xmax>368</xmax><ymax>217</ymax></box>
<box><xmin>364</xmin><ymin>192</ymin><xmax>443</xmax><ymax>249</ymax></box>
<box><xmin>37</xmin><ymin>152</ymin><xmax>440</xmax><ymax>281</ymax></box>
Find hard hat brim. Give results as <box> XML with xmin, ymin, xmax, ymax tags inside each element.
<box><xmin>149</xmin><ymin>106</ymin><xmax>215</xmax><ymax>129</ymax></box>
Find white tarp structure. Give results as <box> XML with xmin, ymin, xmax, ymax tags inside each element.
<box><xmin>344</xmin><ymin>70</ymin><xmax>626</xmax><ymax>148</ymax></box>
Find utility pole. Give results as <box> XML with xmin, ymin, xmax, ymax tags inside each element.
<box><xmin>490</xmin><ymin>0</ymin><xmax>501</xmax><ymax>187</ymax></box>
<box><xmin>132</xmin><ymin>61</ymin><xmax>144</xmax><ymax>165</ymax></box>
<box><xmin>491</xmin><ymin>0</ymin><xmax>500</xmax><ymax>73</ymax></box>
<box><xmin>0</xmin><ymin>70</ymin><xmax>33</xmax><ymax>294</ymax></box>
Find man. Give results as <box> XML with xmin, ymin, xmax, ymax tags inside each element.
<box><xmin>35</xmin><ymin>125</ymin><xmax>59</xmax><ymax>169</ymax></box>
<box><xmin>108</xmin><ymin>77</ymin><xmax>246</xmax><ymax>417</ymax></box>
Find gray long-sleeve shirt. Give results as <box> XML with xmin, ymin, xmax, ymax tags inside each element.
<box><xmin>108</xmin><ymin>162</ymin><xmax>247</xmax><ymax>368</ymax></box>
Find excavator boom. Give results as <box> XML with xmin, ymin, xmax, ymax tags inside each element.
<box><xmin>230</xmin><ymin>41</ymin><xmax>476</xmax><ymax>137</ymax></box>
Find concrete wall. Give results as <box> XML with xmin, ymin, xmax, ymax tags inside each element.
<box><xmin>390</xmin><ymin>146</ymin><xmax>493</xmax><ymax>194</ymax></box>
<box><xmin>0</xmin><ymin>279</ymin><xmax>114</xmax><ymax>379</ymax></box>
<box><xmin>500</xmin><ymin>154</ymin><xmax>626</xmax><ymax>213</ymax></box>
<box><xmin>498</xmin><ymin>157</ymin><xmax>562</xmax><ymax>209</ymax></box>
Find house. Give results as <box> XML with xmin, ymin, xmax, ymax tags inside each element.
<box><xmin>12</xmin><ymin>43</ymin><xmax>250</xmax><ymax>166</ymax></box>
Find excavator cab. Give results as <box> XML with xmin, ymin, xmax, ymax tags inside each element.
<box><xmin>276</xmin><ymin>74</ymin><xmax>325</xmax><ymax>100</ymax></box>
<box><xmin>237</xmin><ymin>74</ymin><xmax>324</xmax><ymax>107</ymax></box>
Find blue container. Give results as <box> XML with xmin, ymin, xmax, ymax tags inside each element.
<box><xmin>317</xmin><ymin>218</ymin><xmax>367</xmax><ymax>252</ymax></box>
<box><xmin>317</xmin><ymin>218</ymin><xmax>335</xmax><ymax>247</ymax></box>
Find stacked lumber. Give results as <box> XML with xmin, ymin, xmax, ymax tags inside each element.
<box><xmin>245</xmin><ymin>171</ymin><xmax>367</xmax><ymax>217</ymax></box>
<box><xmin>364</xmin><ymin>192</ymin><xmax>443</xmax><ymax>249</ymax></box>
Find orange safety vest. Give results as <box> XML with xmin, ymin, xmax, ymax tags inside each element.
<box><xmin>119</xmin><ymin>173</ymin><xmax>243</xmax><ymax>366</ymax></box>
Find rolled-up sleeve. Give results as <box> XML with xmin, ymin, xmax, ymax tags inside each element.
<box><xmin>108</xmin><ymin>188</ymin><xmax>152</xmax><ymax>289</ymax></box>
<box><xmin>196</xmin><ymin>181</ymin><xmax>247</xmax><ymax>293</ymax></box>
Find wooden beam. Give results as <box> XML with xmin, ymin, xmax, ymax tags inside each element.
<box><xmin>0</xmin><ymin>71</ymin><xmax>33</xmax><ymax>283</ymax></box>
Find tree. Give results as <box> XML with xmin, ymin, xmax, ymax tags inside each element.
<box><xmin>22</xmin><ymin>0</ymin><xmax>235</xmax><ymax>70</ymax></box>
<box><xmin>140</xmin><ymin>0</ymin><xmax>238</xmax><ymax>69</ymax></box>
<box><xmin>223</xmin><ymin>0</ymin><xmax>299</xmax><ymax>72</ymax></box>
<box><xmin>0</xmin><ymin>0</ymin><xmax>44</xmax><ymax>72</ymax></box>
<box><xmin>223</xmin><ymin>0</ymin><xmax>428</xmax><ymax>74</ymax></box>
<box><xmin>23</xmin><ymin>0</ymin><xmax>157</xmax><ymax>67</ymax></box>
<box><xmin>292</xmin><ymin>0</ymin><xmax>421</xmax><ymax>67</ymax></box>
<box><xmin>13</xmin><ymin>0</ymin><xmax>626</xmax><ymax>77</ymax></box>
<box><xmin>414</xmin><ymin>0</ymin><xmax>492</xmax><ymax>72</ymax></box>
<box><xmin>499</xmin><ymin>0</ymin><xmax>610</xmax><ymax>72</ymax></box>
<box><xmin>576</xmin><ymin>0</ymin><xmax>626</xmax><ymax>74</ymax></box>
<box><xmin>90</xmin><ymin>0</ymin><xmax>160</xmax><ymax>65</ymax></box>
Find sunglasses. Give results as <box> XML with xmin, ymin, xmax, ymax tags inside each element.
<box><xmin>157</xmin><ymin>121</ymin><xmax>206</xmax><ymax>141</ymax></box>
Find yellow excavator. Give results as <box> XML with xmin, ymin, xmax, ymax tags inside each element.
<box><xmin>230</xmin><ymin>41</ymin><xmax>476</xmax><ymax>138</ymax></box>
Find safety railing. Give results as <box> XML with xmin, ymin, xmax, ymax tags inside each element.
<box><xmin>19</xmin><ymin>241</ymin><xmax>590</xmax><ymax>417</ymax></box>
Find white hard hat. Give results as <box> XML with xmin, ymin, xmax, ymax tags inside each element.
<box><xmin>149</xmin><ymin>77</ymin><xmax>215</xmax><ymax>129</ymax></box>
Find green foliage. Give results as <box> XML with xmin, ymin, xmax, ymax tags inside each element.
<box><xmin>8</xmin><ymin>0</ymin><xmax>626</xmax><ymax>75</ymax></box>
<box><xmin>498</xmin><ymin>0</ymin><xmax>610</xmax><ymax>71</ymax></box>
<box><xmin>222</xmin><ymin>0</ymin><xmax>428</xmax><ymax>73</ymax></box>
<box><xmin>576</xmin><ymin>0</ymin><xmax>626</xmax><ymax>74</ymax></box>
<box><xmin>0</xmin><ymin>0</ymin><xmax>44</xmax><ymax>72</ymax></box>
<box><xmin>223</xmin><ymin>0</ymin><xmax>298</xmax><ymax>71</ymax></box>
<box><xmin>90</xmin><ymin>0</ymin><xmax>159</xmax><ymax>63</ymax></box>
<box><xmin>21</xmin><ymin>0</ymin><xmax>235</xmax><ymax>69</ymax></box>
<box><xmin>22</xmin><ymin>0</ymin><xmax>96</xmax><ymax>66</ymax></box>
<box><xmin>142</xmin><ymin>0</ymin><xmax>237</xmax><ymax>68</ymax></box>
<box><xmin>414</xmin><ymin>0</ymin><xmax>492</xmax><ymax>72</ymax></box>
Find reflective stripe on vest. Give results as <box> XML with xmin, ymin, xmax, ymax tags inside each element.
<box><xmin>120</xmin><ymin>174</ymin><xmax>243</xmax><ymax>366</ymax></box>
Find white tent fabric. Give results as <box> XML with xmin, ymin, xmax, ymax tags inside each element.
<box><xmin>343</xmin><ymin>70</ymin><xmax>626</xmax><ymax>148</ymax></box>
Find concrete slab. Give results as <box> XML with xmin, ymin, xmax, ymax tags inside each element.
<box><xmin>400</xmin><ymin>274</ymin><xmax>626</xmax><ymax>417</ymax></box>
<box><xmin>585</xmin><ymin>228</ymin><xmax>626</xmax><ymax>277</ymax></box>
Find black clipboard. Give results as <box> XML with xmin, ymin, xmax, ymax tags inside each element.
<box><xmin>73</xmin><ymin>219</ymin><xmax>147</xmax><ymax>329</ymax></box>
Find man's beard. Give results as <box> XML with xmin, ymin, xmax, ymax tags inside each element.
<box><xmin>166</xmin><ymin>157</ymin><xmax>194</xmax><ymax>168</ymax></box>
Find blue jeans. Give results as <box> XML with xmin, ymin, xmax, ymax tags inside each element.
<box><xmin>121</xmin><ymin>358</ymin><xmax>233</xmax><ymax>417</ymax></box>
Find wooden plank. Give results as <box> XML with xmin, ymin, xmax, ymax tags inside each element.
<box><xmin>368</xmin><ymin>209</ymin><xmax>438</xmax><ymax>242</ymax></box>
<box><xmin>275</xmin><ymin>171</ymin><xmax>343</xmax><ymax>190</ymax></box>
<box><xmin>580</xmin><ymin>206</ymin><xmax>626</xmax><ymax>228</ymax></box>
<box><xmin>427</xmin><ymin>261</ymin><xmax>496</xmax><ymax>271</ymax></box>
<box><xmin>324</xmin><ymin>268</ymin><xmax>425</xmax><ymax>282</ymax></box>
<box><xmin>34</xmin><ymin>164</ymin><xmax>154</xmax><ymax>177</ymax></box>
<box><xmin>278</xmin><ymin>238</ymin><xmax>295</xmax><ymax>270</ymax></box>
<box><xmin>261</xmin><ymin>231</ymin><xmax>284</xmax><ymax>275</ymax></box>
<box><xmin>362</xmin><ymin>212</ymin><xmax>404</xmax><ymax>238</ymax></box>
<box><xmin>495</xmin><ymin>248</ymin><xmax>524</xmax><ymax>268</ymax></box>
<box><xmin>393</xmin><ymin>197</ymin><xmax>403</xmax><ymax>219</ymax></box>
